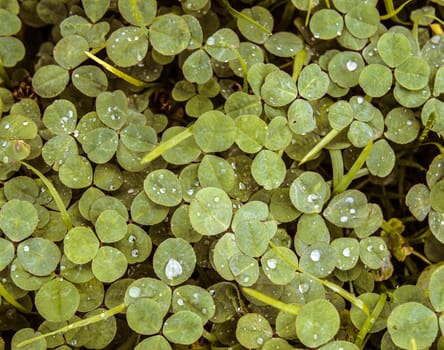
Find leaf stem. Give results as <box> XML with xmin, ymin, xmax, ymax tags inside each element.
<box><xmin>292</xmin><ymin>48</ymin><xmax>306</xmax><ymax>82</ymax></box>
<box><xmin>333</xmin><ymin>140</ymin><xmax>373</xmax><ymax>194</ymax></box>
<box><xmin>380</xmin><ymin>0</ymin><xmax>412</xmax><ymax>21</ymax></box>
<box><xmin>20</xmin><ymin>161</ymin><xmax>72</xmax><ymax>231</ymax></box>
<box><xmin>84</xmin><ymin>51</ymin><xmax>157</xmax><ymax>88</ymax></box>
<box><xmin>355</xmin><ymin>293</ymin><xmax>387</xmax><ymax>349</ymax></box>
<box><xmin>141</xmin><ymin>127</ymin><xmax>194</xmax><ymax>164</ymax></box>
<box><xmin>17</xmin><ymin>303</ymin><xmax>126</xmax><ymax>348</ymax></box>
<box><xmin>242</xmin><ymin>287</ymin><xmax>302</xmax><ymax>315</ymax></box>
<box><xmin>299</xmin><ymin>128</ymin><xmax>340</xmax><ymax>165</ymax></box>
<box><xmin>221</xmin><ymin>42</ymin><xmax>249</xmax><ymax>93</ymax></box>
<box><xmin>218</xmin><ymin>0</ymin><xmax>272</xmax><ymax>36</ymax></box>
<box><xmin>329</xmin><ymin>149</ymin><xmax>344</xmax><ymax>189</ymax></box>
<box><xmin>0</xmin><ymin>283</ymin><xmax>28</xmax><ymax>313</ymax></box>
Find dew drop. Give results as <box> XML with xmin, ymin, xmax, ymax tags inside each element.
<box><xmin>356</xmin><ymin>96</ymin><xmax>364</xmax><ymax>104</ymax></box>
<box><xmin>23</xmin><ymin>245</ymin><xmax>30</xmax><ymax>252</ymax></box>
<box><xmin>307</xmin><ymin>193</ymin><xmax>319</xmax><ymax>202</ymax></box>
<box><xmin>431</xmin><ymin>35</ymin><xmax>441</xmax><ymax>44</ymax></box>
<box><xmin>310</xmin><ymin>249</ymin><xmax>321</xmax><ymax>262</ymax></box>
<box><xmin>340</xmin><ymin>215</ymin><xmax>349</xmax><ymax>223</ymax></box>
<box><xmin>342</xmin><ymin>247</ymin><xmax>351</xmax><ymax>257</ymax></box>
<box><xmin>214</xmin><ymin>196</ymin><xmax>220</xmax><ymax>203</ymax></box>
<box><xmin>177</xmin><ymin>298</ymin><xmax>184</xmax><ymax>306</ymax></box>
<box><xmin>367</xmin><ymin>245</ymin><xmax>373</xmax><ymax>252</ymax></box>
<box><xmin>131</xmin><ymin>249</ymin><xmax>139</xmax><ymax>257</ymax></box>
<box><xmin>128</xmin><ymin>235</ymin><xmax>136</xmax><ymax>243</ymax></box>
<box><xmin>346</xmin><ymin>60</ymin><xmax>358</xmax><ymax>71</ymax></box>
<box><xmin>266</xmin><ymin>258</ymin><xmax>277</xmax><ymax>270</ymax></box>
<box><xmin>165</xmin><ymin>258</ymin><xmax>183</xmax><ymax>280</ymax></box>
<box><xmin>257</xmin><ymin>337</ymin><xmax>264</xmax><ymax>345</ymax></box>
<box><xmin>128</xmin><ymin>286</ymin><xmax>141</xmax><ymax>298</ymax></box>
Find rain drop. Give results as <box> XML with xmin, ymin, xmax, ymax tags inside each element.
<box><xmin>346</xmin><ymin>60</ymin><xmax>358</xmax><ymax>71</ymax></box>
<box><xmin>128</xmin><ymin>286</ymin><xmax>141</xmax><ymax>298</ymax></box>
<box><xmin>165</xmin><ymin>258</ymin><xmax>183</xmax><ymax>280</ymax></box>
<box><xmin>310</xmin><ymin>249</ymin><xmax>321</xmax><ymax>262</ymax></box>
<box><xmin>266</xmin><ymin>258</ymin><xmax>277</xmax><ymax>270</ymax></box>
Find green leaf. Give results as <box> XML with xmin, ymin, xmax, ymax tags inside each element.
<box><xmin>96</xmin><ymin>90</ymin><xmax>128</xmax><ymax>129</ymax></box>
<box><xmin>82</xmin><ymin>0</ymin><xmax>110</xmax><ymax>22</ymax></box>
<box><xmin>328</xmin><ymin>51</ymin><xmax>365</xmax><ymax>88</ymax></box>
<box><xmin>42</xmin><ymin>135</ymin><xmax>78</xmax><ymax>170</ymax></box>
<box><xmin>319</xmin><ymin>341</ymin><xmax>359</xmax><ymax>350</ymax></box>
<box><xmin>288</xmin><ymin>99</ymin><xmax>316</xmax><ymax>135</ymax></box>
<box><xmin>0</xmin><ymin>238</ymin><xmax>14</xmax><ymax>271</ymax></box>
<box><xmin>115</xmin><ymin>223</ymin><xmax>152</xmax><ymax>263</ymax></box>
<box><xmin>32</xmin><ymin>65</ymin><xmax>69</xmax><ymax>98</ymax></box>
<box><xmin>359</xmin><ymin>236</ymin><xmax>389</xmax><ymax>269</ymax></box>
<box><xmin>150</xmin><ymin>14</ymin><xmax>191</xmax><ymax>56</ymax></box>
<box><xmin>406</xmin><ymin>184</ymin><xmax>430</xmax><ymax>221</ymax></box>
<box><xmin>205</xmin><ymin>28</ymin><xmax>240</xmax><ymax>62</ymax></box>
<box><xmin>106</xmin><ymin>26</ymin><xmax>148</xmax><ymax>68</ymax></box>
<box><xmin>172</xmin><ymin>285</ymin><xmax>215</xmax><ymax>323</ymax></box>
<box><xmin>328</xmin><ymin>100</ymin><xmax>354</xmax><ymax>130</ymax></box>
<box><xmin>183</xmin><ymin>14</ymin><xmax>203</xmax><ymax>50</ymax></box>
<box><xmin>183</xmin><ymin>49</ymin><xmax>212</xmax><ymax>84</ymax></box>
<box><xmin>12</xmin><ymin>328</ymin><xmax>47</xmax><ymax>350</ymax></box>
<box><xmin>118</xmin><ymin>0</ymin><xmax>156</xmax><ymax>26</ymax></box>
<box><xmin>387</xmin><ymin>302</ymin><xmax>438</xmax><ymax>349</ymax></box>
<box><xmin>163</xmin><ymin>311</ymin><xmax>203</xmax><ymax>345</ymax></box>
<box><xmin>192</xmin><ymin>110</ymin><xmax>236</xmax><ymax>152</ymax></box>
<box><xmin>289</xmin><ymin>172</ymin><xmax>330</xmax><ymax>214</ymax></box>
<box><xmin>53</xmin><ymin>35</ymin><xmax>88</xmax><ymax>70</ymax></box>
<box><xmin>58</xmin><ymin>155</ymin><xmax>93</xmax><ymax>189</ymax></box>
<box><xmin>144</xmin><ymin>169</ymin><xmax>182</xmax><ymax>207</ymax></box>
<box><xmin>229</xmin><ymin>42</ymin><xmax>264</xmax><ymax>78</ymax></box>
<box><xmin>198</xmin><ymin>154</ymin><xmax>235</xmax><ymax>192</ymax></box>
<box><xmin>212</xmin><ymin>233</ymin><xmax>241</xmax><ymax>280</ymax></box>
<box><xmin>299</xmin><ymin>242</ymin><xmax>337</xmax><ymax>278</ymax></box>
<box><xmin>0</xmin><ymin>199</ymin><xmax>38</xmax><ymax>241</ymax></box>
<box><xmin>296</xmin><ymin>299</ymin><xmax>340</xmax><ymax>347</ymax></box>
<box><xmin>344</xmin><ymin>3</ymin><xmax>379</xmax><ymax>39</ymax></box>
<box><xmin>43</xmin><ymin>99</ymin><xmax>77</xmax><ymax>135</ymax></box>
<box><xmin>161</xmin><ymin>126</ymin><xmax>200</xmax><ymax>165</ymax></box>
<box><xmin>93</xmin><ymin>163</ymin><xmax>123</xmax><ymax>191</ymax></box>
<box><xmin>309</xmin><ymin>9</ymin><xmax>344</xmax><ymax>40</ymax></box>
<box><xmin>130</xmin><ymin>192</ymin><xmax>169</xmax><ymax>225</ymax></box>
<box><xmin>350</xmin><ymin>292</ymin><xmax>390</xmax><ymax>333</ymax></box>
<box><xmin>394</xmin><ymin>56</ymin><xmax>430</xmax><ymax>90</ymax></box>
<box><xmin>235</xmin><ymin>219</ymin><xmax>276</xmax><ymax>257</ymax></box>
<box><xmin>95</xmin><ymin>209</ymin><xmax>128</xmax><ymax>243</ymax></box>
<box><xmin>224</xmin><ymin>91</ymin><xmax>262</xmax><ymax>118</ymax></box>
<box><xmin>235</xmin><ymin>114</ymin><xmax>267</xmax><ymax>153</ymax></box>
<box><xmin>261</xmin><ymin>247</ymin><xmax>298</xmax><ymax>285</ymax></box>
<box><xmin>0</xmin><ymin>37</ymin><xmax>25</xmax><ymax>67</ymax></box>
<box><xmin>92</xmin><ymin>246</ymin><xmax>128</xmax><ymax>283</ymax></box>
<box><xmin>429</xmin><ymin>265</ymin><xmax>444</xmax><ymax>312</ymax></box>
<box><xmin>189</xmin><ymin>187</ymin><xmax>232</xmax><ymax>235</ymax></box>
<box><xmin>135</xmin><ymin>336</ymin><xmax>171</xmax><ymax>350</ymax></box>
<box><xmin>394</xmin><ymin>83</ymin><xmax>431</xmax><ymax>108</ymax></box>
<box><xmin>359</xmin><ymin>64</ymin><xmax>393</xmax><ymax>97</ymax></box>
<box><xmin>261</xmin><ymin>70</ymin><xmax>297</xmax><ymax>106</ymax></box>
<box><xmin>72</xmin><ymin>65</ymin><xmax>108</xmax><ymax>97</ymax></box>
<box><xmin>377</xmin><ymin>32</ymin><xmax>412</xmax><ymax>68</ymax></box>
<box><xmin>331</xmin><ymin>237</ymin><xmax>360</xmax><ymax>270</ymax></box>
<box><xmin>237</xmin><ymin>6</ymin><xmax>273</xmax><ymax>44</ymax></box>
<box><xmin>0</xmin><ymin>9</ymin><xmax>21</xmax><ymax>35</ymax></box>
<box><xmin>297</xmin><ymin>64</ymin><xmax>329</xmax><ymax>100</ymax></box>
<box><xmin>296</xmin><ymin>214</ymin><xmax>330</xmax><ymax>246</ymax></box>
<box><xmin>251</xmin><ymin>150</ymin><xmax>286</xmax><ymax>190</ymax></box>
<box><xmin>366</xmin><ymin>139</ymin><xmax>396</xmax><ymax>177</ymax></box>
<box><xmin>236</xmin><ymin>313</ymin><xmax>273</xmax><ymax>348</ymax></box>
<box><xmin>433</xmin><ymin>66</ymin><xmax>444</xmax><ymax>97</ymax></box>
<box><xmin>153</xmin><ymin>238</ymin><xmax>196</xmax><ymax>286</ymax></box>
<box><xmin>127</xmin><ymin>298</ymin><xmax>163</xmax><ymax>335</ymax></box>
<box><xmin>384</xmin><ymin>107</ymin><xmax>419</xmax><ymax>144</ymax></box>
<box><xmin>35</xmin><ymin>279</ymin><xmax>80</xmax><ymax>322</ymax></box>
<box><xmin>64</xmin><ymin>226</ymin><xmax>99</xmax><ymax>264</ymax></box>
<box><xmin>323</xmin><ymin>189</ymin><xmax>368</xmax><ymax>228</ymax></box>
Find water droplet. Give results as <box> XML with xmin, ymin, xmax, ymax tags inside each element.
<box><xmin>356</xmin><ymin>96</ymin><xmax>364</xmax><ymax>104</ymax></box>
<box><xmin>367</xmin><ymin>245</ymin><xmax>373</xmax><ymax>252</ymax></box>
<box><xmin>346</xmin><ymin>60</ymin><xmax>358</xmax><ymax>71</ymax></box>
<box><xmin>165</xmin><ymin>258</ymin><xmax>183</xmax><ymax>280</ymax></box>
<box><xmin>313</xmin><ymin>32</ymin><xmax>320</xmax><ymax>38</ymax></box>
<box><xmin>431</xmin><ymin>35</ymin><xmax>441</xmax><ymax>44</ymax></box>
<box><xmin>207</xmin><ymin>36</ymin><xmax>215</xmax><ymax>45</ymax></box>
<box><xmin>266</xmin><ymin>258</ymin><xmax>277</xmax><ymax>270</ymax></box>
<box><xmin>310</xmin><ymin>249</ymin><xmax>321</xmax><ymax>262</ymax></box>
<box><xmin>186</xmin><ymin>189</ymin><xmax>194</xmax><ymax>195</ymax></box>
<box><xmin>159</xmin><ymin>187</ymin><xmax>166</xmax><ymax>194</ymax></box>
<box><xmin>298</xmin><ymin>282</ymin><xmax>309</xmax><ymax>293</ymax></box>
<box><xmin>340</xmin><ymin>215</ymin><xmax>349</xmax><ymax>223</ymax></box>
<box><xmin>214</xmin><ymin>196</ymin><xmax>220</xmax><ymax>203</ymax></box>
<box><xmin>343</xmin><ymin>247</ymin><xmax>351</xmax><ymax>257</ymax></box>
<box><xmin>349</xmin><ymin>208</ymin><xmax>356</xmax><ymax>214</ymax></box>
<box><xmin>313</xmin><ymin>333</ymin><xmax>318</xmax><ymax>340</ymax></box>
<box><xmin>128</xmin><ymin>286</ymin><xmax>141</xmax><ymax>298</ymax></box>
<box><xmin>131</xmin><ymin>249</ymin><xmax>139</xmax><ymax>257</ymax></box>
<box><xmin>378</xmin><ymin>244</ymin><xmax>385</xmax><ymax>251</ymax></box>
<box><xmin>257</xmin><ymin>337</ymin><xmax>264</xmax><ymax>345</ymax></box>
<box><xmin>177</xmin><ymin>298</ymin><xmax>184</xmax><ymax>306</ymax></box>
<box><xmin>307</xmin><ymin>193</ymin><xmax>319</xmax><ymax>202</ymax></box>
<box><xmin>23</xmin><ymin>245</ymin><xmax>30</xmax><ymax>252</ymax></box>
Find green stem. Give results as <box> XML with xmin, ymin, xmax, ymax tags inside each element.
<box><xmin>17</xmin><ymin>303</ymin><xmax>126</xmax><ymax>348</ymax></box>
<box><xmin>222</xmin><ymin>42</ymin><xmax>249</xmax><ymax>93</ymax></box>
<box><xmin>20</xmin><ymin>161</ymin><xmax>72</xmax><ymax>231</ymax></box>
<box><xmin>333</xmin><ymin>140</ymin><xmax>373</xmax><ymax>194</ymax></box>
<box><xmin>299</xmin><ymin>129</ymin><xmax>340</xmax><ymax>165</ymax></box>
<box><xmin>218</xmin><ymin>0</ymin><xmax>272</xmax><ymax>36</ymax></box>
<box><xmin>141</xmin><ymin>127</ymin><xmax>193</xmax><ymax>164</ymax></box>
<box><xmin>380</xmin><ymin>0</ymin><xmax>412</xmax><ymax>22</ymax></box>
<box><xmin>84</xmin><ymin>51</ymin><xmax>157</xmax><ymax>88</ymax></box>
<box><xmin>242</xmin><ymin>287</ymin><xmax>302</xmax><ymax>315</ymax></box>
<box><xmin>292</xmin><ymin>48</ymin><xmax>306</xmax><ymax>82</ymax></box>
<box><xmin>355</xmin><ymin>293</ymin><xmax>387</xmax><ymax>349</ymax></box>
<box><xmin>329</xmin><ymin>149</ymin><xmax>344</xmax><ymax>189</ymax></box>
<box><xmin>0</xmin><ymin>283</ymin><xmax>28</xmax><ymax>313</ymax></box>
